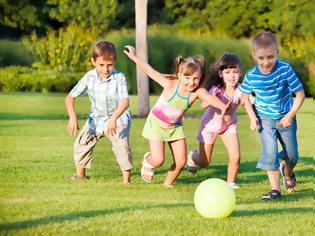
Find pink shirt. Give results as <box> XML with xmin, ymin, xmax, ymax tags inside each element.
<box><xmin>200</xmin><ymin>85</ymin><xmax>241</xmax><ymax>133</ymax></box>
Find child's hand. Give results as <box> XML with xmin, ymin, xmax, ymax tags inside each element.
<box><xmin>106</xmin><ymin>117</ymin><xmax>117</xmax><ymax>136</ymax></box>
<box><xmin>279</xmin><ymin>114</ymin><xmax>293</xmax><ymax>128</ymax></box>
<box><xmin>250</xmin><ymin>117</ymin><xmax>259</xmax><ymax>131</ymax></box>
<box><xmin>123</xmin><ymin>45</ymin><xmax>136</xmax><ymax>58</ymax></box>
<box><xmin>67</xmin><ymin>117</ymin><xmax>79</xmax><ymax>135</ymax></box>
<box><xmin>222</xmin><ymin>99</ymin><xmax>233</xmax><ymax>115</ymax></box>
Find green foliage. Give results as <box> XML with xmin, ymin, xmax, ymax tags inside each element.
<box><xmin>48</xmin><ymin>0</ymin><xmax>118</xmax><ymax>33</ymax></box>
<box><xmin>0</xmin><ymin>0</ymin><xmax>46</xmax><ymax>31</ymax></box>
<box><xmin>22</xmin><ymin>24</ymin><xmax>98</xmax><ymax>71</ymax></box>
<box><xmin>0</xmin><ymin>66</ymin><xmax>81</xmax><ymax>92</ymax></box>
<box><xmin>0</xmin><ymin>40</ymin><xmax>33</xmax><ymax>67</ymax></box>
<box><xmin>105</xmin><ymin>27</ymin><xmax>253</xmax><ymax>94</ymax></box>
<box><xmin>164</xmin><ymin>0</ymin><xmax>315</xmax><ymax>62</ymax></box>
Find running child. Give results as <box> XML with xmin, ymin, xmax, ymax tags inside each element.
<box><xmin>240</xmin><ymin>32</ymin><xmax>305</xmax><ymax>200</ymax></box>
<box><xmin>186</xmin><ymin>52</ymin><xmax>258</xmax><ymax>189</ymax></box>
<box><xmin>124</xmin><ymin>45</ymin><xmax>230</xmax><ymax>187</ymax></box>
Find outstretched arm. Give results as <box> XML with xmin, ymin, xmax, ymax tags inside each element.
<box><xmin>65</xmin><ymin>95</ymin><xmax>79</xmax><ymax>135</ymax></box>
<box><xmin>279</xmin><ymin>89</ymin><xmax>305</xmax><ymax>128</ymax></box>
<box><xmin>196</xmin><ymin>88</ymin><xmax>230</xmax><ymax>114</ymax></box>
<box><xmin>124</xmin><ymin>45</ymin><xmax>170</xmax><ymax>88</ymax></box>
<box><xmin>241</xmin><ymin>93</ymin><xmax>259</xmax><ymax>131</ymax></box>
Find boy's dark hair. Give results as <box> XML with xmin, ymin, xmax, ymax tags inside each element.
<box><xmin>204</xmin><ymin>52</ymin><xmax>241</xmax><ymax>89</ymax></box>
<box><xmin>252</xmin><ymin>32</ymin><xmax>278</xmax><ymax>51</ymax></box>
<box><xmin>92</xmin><ymin>41</ymin><xmax>117</xmax><ymax>61</ymax></box>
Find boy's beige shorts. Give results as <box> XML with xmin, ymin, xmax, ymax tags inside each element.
<box><xmin>73</xmin><ymin>123</ymin><xmax>133</xmax><ymax>170</ymax></box>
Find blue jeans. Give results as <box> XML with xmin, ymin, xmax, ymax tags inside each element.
<box><xmin>257</xmin><ymin>114</ymin><xmax>299</xmax><ymax>171</ymax></box>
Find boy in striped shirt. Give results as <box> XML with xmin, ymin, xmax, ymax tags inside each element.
<box><xmin>240</xmin><ymin>32</ymin><xmax>305</xmax><ymax>200</ymax></box>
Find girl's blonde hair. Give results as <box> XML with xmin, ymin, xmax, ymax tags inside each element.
<box><xmin>166</xmin><ymin>55</ymin><xmax>205</xmax><ymax>86</ymax></box>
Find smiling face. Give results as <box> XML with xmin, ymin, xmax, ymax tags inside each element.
<box><xmin>179</xmin><ymin>68</ymin><xmax>202</xmax><ymax>92</ymax></box>
<box><xmin>252</xmin><ymin>44</ymin><xmax>279</xmax><ymax>74</ymax></box>
<box><xmin>91</xmin><ymin>56</ymin><xmax>116</xmax><ymax>79</ymax></box>
<box><xmin>219</xmin><ymin>67</ymin><xmax>241</xmax><ymax>88</ymax></box>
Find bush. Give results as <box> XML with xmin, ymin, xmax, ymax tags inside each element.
<box><xmin>22</xmin><ymin>24</ymin><xmax>98</xmax><ymax>72</ymax></box>
<box><xmin>0</xmin><ymin>40</ymin><xmax>33</xmax><ymax>67</ymax></box>
<box><xmin>0</xmin><ymin>66</ymin><xmax>82</xmax><ymax>92</ymax></box>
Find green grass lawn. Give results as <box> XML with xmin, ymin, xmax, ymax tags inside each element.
<box><xmin>0</xmin><ymin>93</ymin><xmax>314</xmax><ymax>235</ymax></box>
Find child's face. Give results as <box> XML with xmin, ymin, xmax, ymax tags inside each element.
<box><xmin>219</xmin><ymin>67</ymin><xmax>241</xmax><ymax>88</ymax></box>
<box><xmin>179</xmin><ymin>69</ymin><xmax>202</xmax><ymax>92</ymax></box>
<box><xmin>91</xmin><ymin>56</ymin><xmax>116</xmax><ymax>79</ymax></box>
<box><xmin>252</xmin><ymin>45</ymin><xmax>279</xmax><ymax>74</ymax></box>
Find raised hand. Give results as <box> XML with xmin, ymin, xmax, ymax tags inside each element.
<box><xmin>123</xmin><ymin>45</ymin><xmax>136</xmax><ymax>58</ymax></box>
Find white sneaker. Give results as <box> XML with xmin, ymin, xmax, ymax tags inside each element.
<box><xmin>187</xmin><ymin>149</ymin><xmax>198</xmax><ymax>174</ymax></box>
<box><xmin>228</xmin><ymin>182</ymin><xmax>240</xmax><ymax>189</ymax></box>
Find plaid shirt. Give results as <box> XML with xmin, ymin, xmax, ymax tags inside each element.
<box><xmin>69</xmin><ymin>69</ymin><xmax>131</xmax><ymax>133</ymax></box>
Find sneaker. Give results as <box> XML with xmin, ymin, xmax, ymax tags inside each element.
<box><xmin>68</xmin><ymin>174</ymin><xmax>90</xmax><ymax>181</ymax></box>
<box><xmin>228</xmin><ymin>182</ymin><xmax>240</xmax><ymax>189</ymax></box>
<box><xmin>187</xmin><ymin>149</ymin><xmax>198</xmax><ymax>174</ymax></box>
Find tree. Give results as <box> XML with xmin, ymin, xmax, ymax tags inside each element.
<box><xmin>135</xmin><ymin>0</ymin><xmax>149</xmax><ymax>117</ymax></box>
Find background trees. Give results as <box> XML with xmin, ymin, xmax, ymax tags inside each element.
<box><xmin>0</xmin><ymin>0</ymin><xmax>314</xmax><ymax>96</ymax></box>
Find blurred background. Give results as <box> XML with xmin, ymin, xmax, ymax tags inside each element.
<box><xmin>0</xmin><ymin>0</ymin><xmax>314</xmax><ymax>97</ymax></box>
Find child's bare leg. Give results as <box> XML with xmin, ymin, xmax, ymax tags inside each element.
<box><xmin>76</xmin><ymin>166</ymin><xmax>86</xmax><ymax>177</ymax></box>
<box><xmin>122</xmin><ymin>169</ymin><xmax>131</xmax><ymax>184</ymax></box>
<box><xmin>267</xmin><ymin>170</ymin><xmax>280</xmax><ymax>191</ymax></box>
<box><xmin>221</xmin><ymin>133</ymin><xmax>240</xmax><ymax>183</ymax></box>
<box><xmin>198</xmin><ymin>142</ymin><xmax>214</xmax><ymax>167</ymax></box>
<box><xmin>142</xmin><ymin>140</ymin><xmax>165</xmax><ymax>181</ymax></box>
<box><xmin>164</xmin><ymin>139</ymin><xmax>187</xmax><ymax>187</ymax></box>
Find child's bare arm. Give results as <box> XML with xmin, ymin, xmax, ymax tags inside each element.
<box><xmin>196</xmin><ymin>88</ymin><xmax>229</xmax><ymax>114</ymax></box>
<box><xmin>65</xmin><ymin>95</ymin><xmax>79</xmax><ymax>135</ymax></box>
<box><xmin>279</xmin><ymin>88</ymin><xmax>305</xmax><ymax>128</ymax></box>
<box><xmin>240</xmin><ymin>93</ymin><xmax>259</xmax><ymax>130</ymax></box>
<box><xmin>124</xmin><ymin>45</ymin><xmax>171</xmax><ymax>88</ymax></box>
<box><xmin>107</xmin><ymin>98</ymin><xmax>129</xmax><ymax>136</ymax></box>
<box><xmin>200</xmin><ymin>100</ymin><xmax>210</xmax><ymax>109</ymax></box>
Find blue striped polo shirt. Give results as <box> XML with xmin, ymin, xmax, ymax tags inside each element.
<box><xmin>239</xmin><ymin>60</ymin><xmax>303</xmax><ymax>119</ymax></box>
<box><xmin>69</xmin><ymin>69</ymin><xmax>131</xmax><ymax>133</ymax></box>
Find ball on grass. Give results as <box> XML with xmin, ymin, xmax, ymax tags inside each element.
<box><xmin>194</xmin><ymin>178</ymin><xmax>236</xmax><ymax>218</ymax></box>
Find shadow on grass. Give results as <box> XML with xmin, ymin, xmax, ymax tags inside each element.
<box><xmin>232</xmin><ymin>207</ymin><xmax>313</xmax><ymax>217</ymax></box>
<box><xmin>0</xmin><ymin>203</ymin><xmax>192</xmax><ymax>231</ymax></box>
<box><xmin>177</xmin><ymin>156</ymin><xmax>312</xmax><ymax>186</ymax></box>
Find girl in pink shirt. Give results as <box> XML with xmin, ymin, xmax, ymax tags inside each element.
<box><xmin>187</xmin><ymin>53</ymin><xmax>258</xmax><ymax>189</ymax></box>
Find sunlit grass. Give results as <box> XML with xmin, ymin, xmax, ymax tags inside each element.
<box><xmin>0</xmin><ymin>93</ymin><xmax>313</xmax><ymax>235</ymax></box>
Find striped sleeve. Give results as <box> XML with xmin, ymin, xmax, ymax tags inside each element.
<box><xmin>239</xmin><ymin>74</ymin><xmax>253</xmax><ymax>94</ymax></box>
<box><xmin>116</xmin><ymin>73</ymin><xmax>129</xmax><ymax>99</ymax></box>
<box><xmin>285</xmin><ymin>65</ymin><xmax>303</xmax><ymax>93</ymax></box>
<box><xmin>69</xmin><ymin>73</ymin><xmax>88</xmax><ymax>97</ymax></box>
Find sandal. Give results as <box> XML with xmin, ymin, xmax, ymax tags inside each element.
<box><xmin>187</xmin><ymin>149</ymin><xmax>198</xmax><ymax>174</ymax></box>
<box><xmin>228</xmin><ymin>182</ymin><xmax>240</xmax><ymax>190</ymax></box>
<box><xmin>141</xmin><ymin>152</ymin><xmax>155</xmax><ymax>183</ymax></box>
<box><xmin>261</xmin><ymin>189</ymin><xmax>281</xmax><ymax>201</ymax></box>
<box><xmin>279</xmin><ymin>161</ymin><xmax>297</xmax><ymax>193</ymax></box>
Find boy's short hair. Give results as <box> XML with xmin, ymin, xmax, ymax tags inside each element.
<box><xmin>92</xmin><ymin>41</ymin><xmax>117</xmax><ymax>61</ymax></box>
<box><xmin>252</xmin><ymin>32</ymin><xmax>278</xmax><ymax>51</ymax></box>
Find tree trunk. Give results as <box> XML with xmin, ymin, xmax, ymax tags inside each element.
<box><xmin>135</xmin><ymin>0</ymin><xmax>149</xmax><ymax>117</ymax></box>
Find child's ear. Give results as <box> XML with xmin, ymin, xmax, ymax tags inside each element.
<box><xmin>91</xmin><ymin>57</ymin><xmax>96</xmax><ymax>66</ymax></box>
